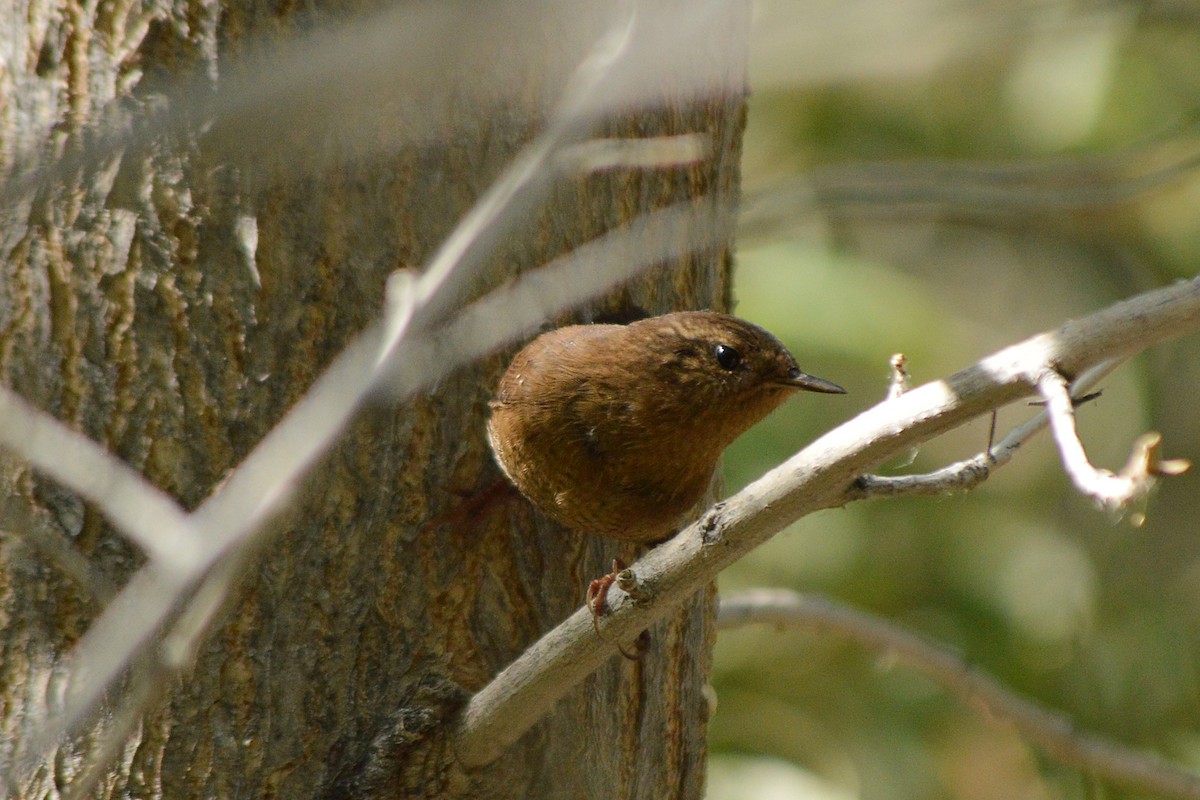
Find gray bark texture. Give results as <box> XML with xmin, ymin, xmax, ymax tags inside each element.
<box><xmin>0</xmin><ymin>0</ymin><xmax>747</xmax><ymax>797</ymax></box>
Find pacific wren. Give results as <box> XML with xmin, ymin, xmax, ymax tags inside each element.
<box><xmin>487</xmin><ymin>311</ymin><xmax>845</xmax><ymax>543</ymax></box>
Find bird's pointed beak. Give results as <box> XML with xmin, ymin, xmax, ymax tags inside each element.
<box><xmin>786</xmin><ymin>368</ymin><xmax>846</xmax><ymax>394</ymax></box>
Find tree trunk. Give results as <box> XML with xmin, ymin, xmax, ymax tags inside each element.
<box><xmin>0</xmin><ymin>0</ymin><xmax>748</xmax><ymax>797</ymax></box>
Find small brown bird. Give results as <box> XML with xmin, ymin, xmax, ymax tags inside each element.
<box><xmin>487</xmin><ymin>311</ymin><xmax>845</xmax><ymax>544</ymax></box>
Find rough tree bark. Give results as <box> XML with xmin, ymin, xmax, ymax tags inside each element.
<box><xmin>0</xmin><ymin>0</ymin><xmax>748</xmax><ymax>797</ymax></box>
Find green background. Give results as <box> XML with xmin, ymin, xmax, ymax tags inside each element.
<box><xmin>710</xmin><ymin>5</ymin><xmax>1200</xmax><ymax>798</ymax></box>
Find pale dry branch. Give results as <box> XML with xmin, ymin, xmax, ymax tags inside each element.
<box><xmin>851</xmin><ymin>453</ymin><xmax>996</xmax><ymax>498</ymax></box>
<box><xmin>380</xmin><ymin>198</ymin><xmax>727</xmax><ymax>398</ymax></box>
<box><xmin>62</xmin><ymin>554</ymin><xmax>250</xmax><ymax>800</ymax></box>
<box><xmin>718</xmin><ymin>589</ymin><xmax>1200</xmax><ymax>800</ymax></box>
<box><xmin>454</xmin><ymin>276</ymin><xmax>1200</xmax><ymax>768</ymax></box>
<box><xmin>852</xmin><ymin>358</ymin><xmax>1124</xmax><ymax>500</ymax></box>
<box><xmin>0</xmin><ymin>385</ymin><xmax>194</xmax><ymax>570</ymax></box>
<box><xmin>1040</xmin><ymin>369</ymin><xmax>1191</xmax><ymax>513</ymax></box>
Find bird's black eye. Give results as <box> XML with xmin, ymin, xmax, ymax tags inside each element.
<box><xmin>714</xmin><ymin>344</ymin><xmax>741</xmax><ymax>371</ymax></box>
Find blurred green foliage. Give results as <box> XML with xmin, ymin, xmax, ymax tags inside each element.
<box><xmin>710</xmin><ymin>4</ymin><xmax>1200</xmax><ymax>799</ymax></box>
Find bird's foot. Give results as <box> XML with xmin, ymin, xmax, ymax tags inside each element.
<box><xmin>586</xmin><ymin>558</ymin><xmax>649</xmax><ymax>660</ymax></box>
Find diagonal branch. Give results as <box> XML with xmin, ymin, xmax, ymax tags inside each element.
<box><xmin>718</xmin><ymin>589</ymin><xmax>1200</xmax><ymax>800</ymax></box>
<box><xmin>454</xmin><ymin>275</ymin><xmax>1200</xmax><ymax>768</ymax></box>
<box><xmin>0</xmin><ymin>386</ymin><xmax>194</xmax><ymax>569</ymax></box>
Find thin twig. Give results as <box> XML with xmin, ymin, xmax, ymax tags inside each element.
<box><xmin>851</xmin><ymin>358</ymin><xmax>1125</xmax><ymax>500</ymax></box>
<box><xmin>717</xmin><ymin>589</ymin><xmax>1200</xmax><ymax>800</ymax></box>
<box><xmin>0</xmin><ymin>385</ymin><xmax>194</xmax><ymax>570</ymax></box>
<box><xmin>739</xmin><ymin>135</ymin><xmax>1200</xmax><ymax>238</ymax></box>
<box><xmin>1039</xmin><ymin>369</ymin><xmax>1190</xmax><ymax>512</ymax></box>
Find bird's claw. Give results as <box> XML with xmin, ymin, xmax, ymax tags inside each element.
<box><xmin>586</xmin><ymin>558</ymin><xmax>647</xmax><ymax>660</ymax></box>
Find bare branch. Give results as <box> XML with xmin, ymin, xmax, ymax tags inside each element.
<box><xmin>61</xmin><ymin>554</ymin><xmax>249</xmax><ymax>800</ymax></box>
<box><xmin>0</xmin><ymin>385</ymin><xmax>194</xmax><ymax>570</ymax></box>
<box><xmin>717</xmin><ymin>589</ymin><xmax>1200</xmax><ymax>800</ymax></box>
<box><xmin>454</xmin><ymin>276</ymin><xmax>1200</xmax><ymax>768</ymax></box>
<box><xmin>851</xmin><ymin>454</ymin><xmax>995</xmax><ymax>498</ymax></box>
<box><xmin>852</xmin><ymin>358</ymin><xmax>1125</xmax><ymax>500</ymax></box>
<box><xmin>739</xmin><ymin>133</ymin><xmax>1200</xmax><ymax>237</ymax></box>
<box><xmin>380</xmin><ymin>198</ymin><xmax>727</xmax><ymax>398</ymax></box>
<box><xmin>1040</xmin><ymin>369</ymin><xmax>1190</xmax><ymax>513</ymax></box>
